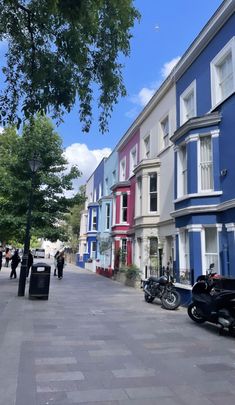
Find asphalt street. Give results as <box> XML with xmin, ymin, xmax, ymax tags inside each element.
<box><xmin>0</xmin><ymin>259</ymin><xmax>235</xmax><ymax>405</ymax></box>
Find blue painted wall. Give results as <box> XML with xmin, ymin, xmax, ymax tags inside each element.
<box><xmin>176</xmin><ymin>13</ymin><xmax>235</xmax><ymax>127</ymax></box>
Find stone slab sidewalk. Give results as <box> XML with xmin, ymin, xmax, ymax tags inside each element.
<box><xmin>0</xmin><ymin>260</ymin><xmax>235</xmax><ymax>405</ymax></box>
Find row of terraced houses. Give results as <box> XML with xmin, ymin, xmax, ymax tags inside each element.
<box><xmin>77</xmin><ymin>0</ymin><xmax>235</xmax><ymax>296</ymax></box>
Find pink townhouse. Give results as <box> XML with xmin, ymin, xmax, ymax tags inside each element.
<box><xmin>111</xmin><ymin>128</ymin><xmax>140</xmax><ymax>269</ymax></box>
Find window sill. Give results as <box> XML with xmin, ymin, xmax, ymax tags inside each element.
<box><xmin>174</xmin><ymin>191</ymin><xmax>222</xmax><ymax>203</ymax></box>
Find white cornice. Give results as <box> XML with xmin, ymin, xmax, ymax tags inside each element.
<box><xmin>174</xmin><ymin>191</ymin><xmax>222</xmax><ymax>203</ymax></box>
<box><xmin>187</xmin><ymin>224</ymin><xmax>203</xmax><ymax>232</ymax></box>
<box><xmin>225</xmin><ymin>223</ymin><xmax>235</xmax><ymax>231</ymax></box>
<box><xmin>172</xmin><ymin>198</ymin><xmax>235</xmax><ymax>218</ymax></box>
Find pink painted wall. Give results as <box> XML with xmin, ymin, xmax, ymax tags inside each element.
<box><xmin>119</xmin><ymin>129</ymin><xmax>140</xmax><ymax>181</ymax></box>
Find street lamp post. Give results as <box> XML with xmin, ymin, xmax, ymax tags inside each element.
<box><xmin>18</xmin><ymin>155</ymin><xmax>42</xmax><ymax>297</ymax></box>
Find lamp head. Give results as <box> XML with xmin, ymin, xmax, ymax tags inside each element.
<box><xmin>29</xmin><ymin>154</ymin><xmax>42</xmax><ymax>173</ymax></box>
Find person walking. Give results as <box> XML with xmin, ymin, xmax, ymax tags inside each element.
<box><xmin>54</xmin><ymin>251</ymin><xmax>60</xmax><ymax>276</ymax></box>
<box><xmin>5</xmin><ymin>247</ymin><xmax>11</xmax><ymax>267</ymax></box>
<box><xmin>0</xmin><ymin>246</ymin><xmax>3</xmax><ymax>271</ymax></box>
<box><xmin>26</xmin><ymin>250</ymin><xmax>34</xmax><ymax>277</ymax></box>
<box><xmin>57</xmin><ymin>251</ymin><xmax>65</xmax><ymax>280</ymax></box>
<box><xmin>10</xmin><ymin>249</ymin><xmax>21</xmax><ymax>279</ymax></box>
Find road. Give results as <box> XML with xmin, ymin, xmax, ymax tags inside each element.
<box><xmin>0</xmin><ymin>259</ymin><xmax>234</xmax><ymax>405</ymax></box>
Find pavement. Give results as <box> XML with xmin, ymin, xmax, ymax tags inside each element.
<box><xmin>0</xmin><ymin>259</ymin><xmax>235</xmax><ymax>405</ymax></box>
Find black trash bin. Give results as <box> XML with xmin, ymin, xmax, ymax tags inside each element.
<box><xmin>29</xmin><ymin>262</ymin><xmax>51</xmax><ymax>299</ymax></box>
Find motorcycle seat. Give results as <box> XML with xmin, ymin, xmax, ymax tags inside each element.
<box><xmin>149</xmin><ymin>276</ymin><xmax>159</xmax><ymax>282</ymax></box>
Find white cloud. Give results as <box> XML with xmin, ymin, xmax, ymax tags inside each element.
<box><xmin>126</xmin><ymin>56</ymin><xmax>181</xmax><ymax>114</ymax></box>
<box><xmin>63</xmin><ymin>143</ymin><xmax>111</xmax><ymax>196</ymax></box>
<box><xmin>131</xmin><ymin>87</ymin><xmax>156</xmax><ymax>107</ymax></box>
<box><xmin>0</xmin><ymin>127</ymin><xmax>4</xmax><ymax>134</ymax></box>
<box><xmin>161</xmin><ymin>56</ymin><xmax>181</xmax><ymax>79</ymax></box>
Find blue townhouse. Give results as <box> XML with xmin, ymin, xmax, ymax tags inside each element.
<box><xmin>86</xmin><ymin>158</ymin><xmax>106</xmax><ymax>261</ymax></box>
<box><xmin>171</xmin><ymin>0</ymin><xmax>235</xmax><ymax>283</ymax></box>
<box><xmin>96</xmin><ymin>150</ymin><xmax>118</xmax><ymax>270</ymax></box>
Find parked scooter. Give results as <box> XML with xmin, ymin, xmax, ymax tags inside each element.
<box><xmin>141</xmin><ymin>271</ymin><xmax>181</xmax><ymax>310</ymax></box>
<box><xmin>187</xmin><ymin>264</ymin><xmax>235</xmax><ymax>334</ymax></box>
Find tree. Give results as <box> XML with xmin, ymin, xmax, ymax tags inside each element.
<box><xmin>0</xmin><ymin>0</ymin><xmax>140</xmax><ymax>133</ymax></box>
<box><xmin>64</xmin><ymin>185</ymin><xmax>86</xmax><ymax>252</ymax></box>
<box><xmin>0</xmin><ymin>115</ymin><xmax>82</xmax><ymax>244</ymax></box>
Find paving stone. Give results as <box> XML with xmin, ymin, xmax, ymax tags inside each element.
<box><xmin>67</xmin><ymin>388</ymin><xmax>128</xmax><ymax>402</ymax></box>
<box><xmin>1</xmin><ymin>262</ymin><xmax>235</xmax><ymax>405</ymax></box>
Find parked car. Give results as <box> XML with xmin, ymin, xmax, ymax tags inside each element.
<box><xmin>34</xmin><ymin>248</ymin><xmax>45</xmax><ymax>258</ymax></box>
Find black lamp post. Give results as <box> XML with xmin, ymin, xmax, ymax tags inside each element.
<box><xmin>18</xmin><ymin>154</ymin><xmax>42</xmax><ymax>297</ymax></box>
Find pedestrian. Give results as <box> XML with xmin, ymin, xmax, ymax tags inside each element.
<box><xmin>54</xmin><ymin>250</ymin><xmax>60</xmax><ymax>276</ymax></box>
<box><xmin>0</xmin><ymin>246</ymin><xmax>3</xmax><ymax>271</ymax></box>
<box><xmin>26</xmin><ymin>250</ymin><xmax>34</xmax><ymax>277</ymax></box>
<box><xmin>10</xmin><ymin>249</ymin><xmax>21</xmax><ymax>279</ymax></box>
<box><xmin>5</xmin><ymin>247</ymin><xmax>11</xmax><ymax>267</ymax></box>
<box><xmin>57</xmin><ymin>251</ymin><xmax>65</xmax><ymax>280</ymax></box>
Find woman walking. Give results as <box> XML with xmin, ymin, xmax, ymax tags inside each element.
<box><xmin>57</xmin><ymin>251</ymin><xmax>65</xmax><ymax>280</ymax></box>
<box><xmin>10</xmin><ymin>249</ymin><xmax>21</xmax><ymax>279</ymax></box>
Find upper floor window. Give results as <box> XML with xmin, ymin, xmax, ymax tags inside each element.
<box><xmin>99</xmin><ymin>182</ymin><xmax>102</xmax><ymax>199</ymax></box>
<box><xmin>144</xmin><ymin>135</ymin><xmax>150</xmax><ymax>159</ymax></box>
<box><xmin>120</xmin><ymin>158</ymin><xmax>126</xmax><ymax>181</ymax></box>
<box><xmin>112</xmin><ymin>170</ymin><xmax>116</xmax><ymax>185</ymax></box>
<box><xmin>180</xmin><ymin>80</ymin><xmax>196</xmax><ymax>125</ymax></box>
<box><xmin>105</xmin><ymin>177</ymin><xmax>108</xmax><ymax>195</ymax></box>
<box><xmin>211</xmin><ymin>37</ymin><xmax>235</xmax><ymax>108</ymax></box>
<box><xmin>149</xmin><ymin>173</ymin><xmax>157</xmax><ymax>212</ymax></box>
<box><xmin>130</xmin><ymin>145</ymin><xmax>137</xmax><ymax>176</ymax></box>
<box><xmin>160</xmin><ymin>115</ymin><xmax>169</xmax><ymax>149</ymax></box>
<box><xmin>93</xmin><ymin>189</ymin><xmax>97</xmax><ymax>202</ymax></box>
<box><xmin>199</xmin><ymin>135</ymin><xmax>213</xmax><ymax>191</ymax></box>
<box><xmin>106</xmin><ymin>203</ymin><xmax>111</xmax><ymax>230</ymax></box>
<box><xmin>136</xmin><ymin>176</ymin><xmax>142</xmax><ymax>216</ymax></box>
<box><xmin>121</xmin><ymin>193</ymin><xmax>128</xmax><ymax>222</ymax></box>
<box><xmin>178</xmin><ymin>144</ymin><xmax>187</xmax><ymax>197</ymax></box>
<box><xmin>91</xmin><ymin>208</ymin><xmax>97</xmax><ymax>231</ymax></box>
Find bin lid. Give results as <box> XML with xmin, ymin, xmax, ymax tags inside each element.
<box><xmin>32</xmin><ymin>262</ymin><xmax>51</xmax><ymax>269</ymax></box>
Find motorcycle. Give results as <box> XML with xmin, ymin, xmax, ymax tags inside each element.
<box><xmin>187</xmin><ymin>264</ymin><xmax>235</xmax><ymax>334</ymax></box>
<box><xmin>141</xmin><ymin>273</ymin><xmax>181</xmax><ymax>310</ymax></box>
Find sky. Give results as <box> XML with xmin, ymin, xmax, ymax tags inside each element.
<box><xmin>0</xmin><ymin>0</ymin><xmax>223</xmax><ymax>191</ymax></box>
<box><xmin>62</xmin><ymin>0</ymin><xmax>223</xmax><ymax>190</ymax></box>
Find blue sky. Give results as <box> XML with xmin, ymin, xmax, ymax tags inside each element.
<box><xmin>0</xmin><ymin>0</ymin><xmax>223</xmax><ymax>189</ymax></box>
<box><xmin>60</xmin><ymin>0</ymin><xmax>222</xmax><ymax>151</ymax></box>
<box><xmin>61</xmin><ymin>0</ymin><xmax>223</xmax><ymax>188</ymax></box>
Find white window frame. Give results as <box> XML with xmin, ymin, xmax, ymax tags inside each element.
<box><xmin>129</xmin><ymin>145</ymin><xmax>137</xmax><ymax>177</ymax></box>
<box><xmin>179</xmin><ymin>229</ymin><xmax>190</xmax><ymax>272</ymax></box>
<box><xmin>160</xmin><ymin>114</ymin><xmax>170</xmax><ymax>149</ymax></box>
<box><xmin>197</xmin><ymin>134</ymin><xmax>214</xmax><ymax>192</ymax></box>
<box><xmin>144</xmin><ymin>135</ymin><xmax>150</xmax><ymax>159</ymax></box>
<box><xmin>211</xmin><ymin>37</ymin><xmax>235</xmax><ymax>108</ymax></box>
<box><xmin>149</xmin><ymin>172</ymin><xmax>158</xmax><ymax>213</ymax></box>
<box><xmin>120</xmin><ymin>157</ymin><xmax>126</xmax><ymax>181</ymax></box>
<box><xmin>136</xmin><ymin>176</ymin><xmax>142</xmax><ymax>217</ymax></box>
<box><xmin>91</xmin><ymin>241</ymin><xmax>97</xmax><ymax>259</ymax></box>
<box><xmin>91</xmin><ymin>208</ymin><xmax>97</xmax><ymax>231</ymax></box>
<box><xmin>201</xmin><ymin>226</ymin><xmax>219</xmax><ymax>275</ymax></box>
<box><xmin>180</xmin><ymin>80</ymin><xmax>197</xmax><ymax>125</ymax></box>
<box><xmin>177</xmin><ymin>144</ymin><xmax>187</xmax><ymax>198</ymax></box>
<box><xmin>121</xmin><ymin>193</ymin><xmax>128</xmax><ymax>223</ymax></box>
<box><xmin>121</xmin><ymin>238</ymin><xmax>127</xmax><ymax>265</ymax></box>
<box><xmin>105</xmin><ymin>203</ymin><xmax>111</xmax><ymax>230</ymax></box>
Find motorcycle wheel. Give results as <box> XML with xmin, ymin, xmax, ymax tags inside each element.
<box><xmin>187</xmin><ymin>303</ymin><xmax>205</xmax><ymax>323</ymax></box>
<box><xmin>144</xmin><ymin>293</ymin><xmax>155</xmax><ymax>303</ymax></box>
<box><xmin>161</xmin><ymin>290</ymin><xmax>181</xmax><ymax>310</ymax></box>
